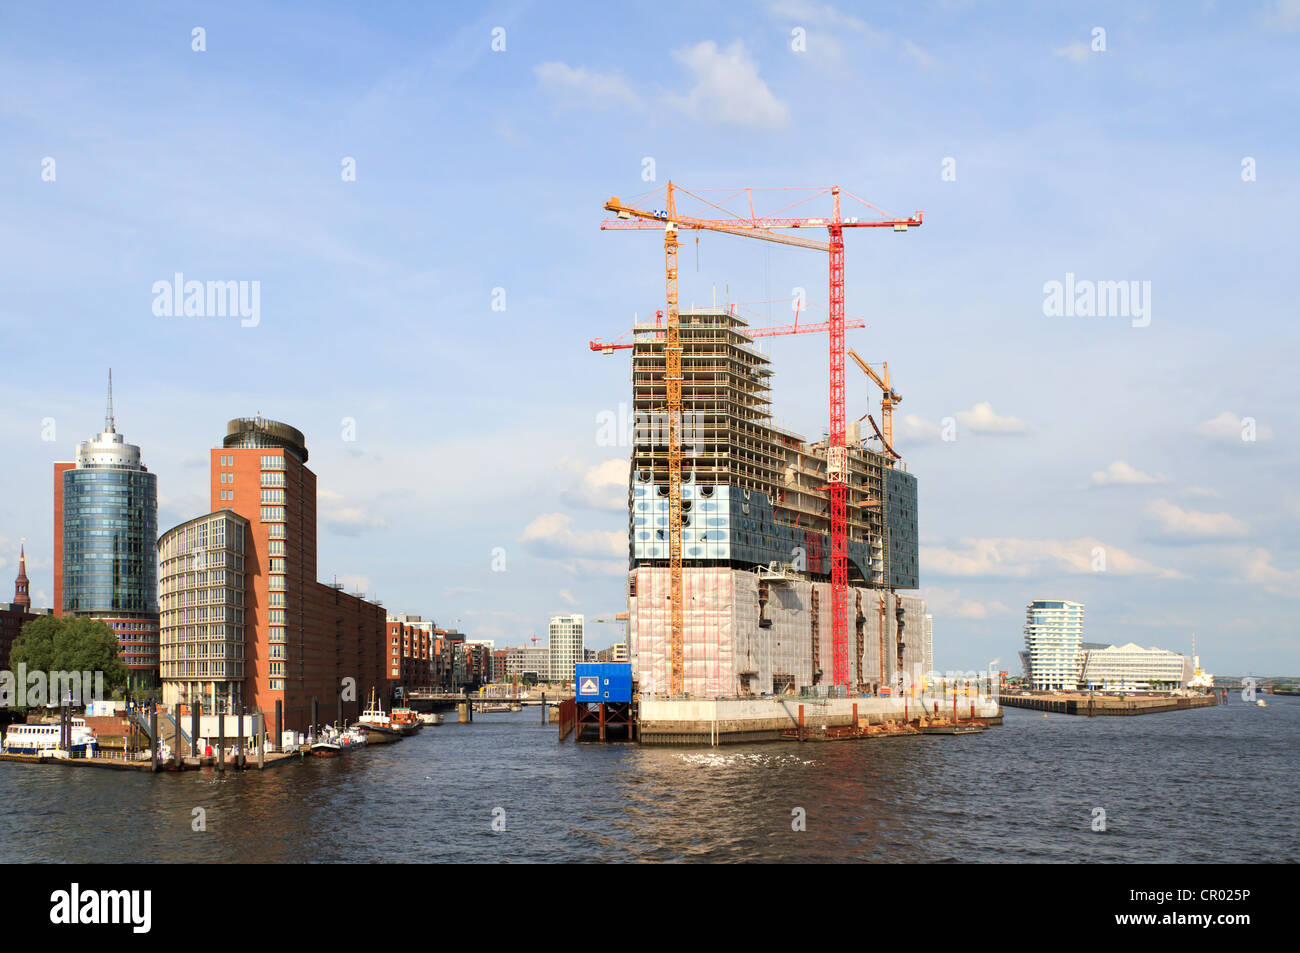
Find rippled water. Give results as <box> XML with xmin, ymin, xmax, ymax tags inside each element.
<box><xmin>2</xmin><ymin>694</ymin><xmax>1295</xmax><ymax>863</ymax></box>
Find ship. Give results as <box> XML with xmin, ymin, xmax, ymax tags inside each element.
<box><xmin>2</xmin><ymin>718</ymin><xmax>98</xmax><ymax>756</ymax></box>
<box><xmin>390</xmin><ymin>706</ymin><xmax>423</xmax><ymax>736</ymax></box>
<box><xmin>353</xmin><ymin>690</ymin><xmax>403</xmax><ymax>744</ymax></box>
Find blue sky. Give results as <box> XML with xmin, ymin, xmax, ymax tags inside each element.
<box><xmin>1</xmin><ymin>1</ymin><xmax>1296</xmax><ymax>672</ymax></box>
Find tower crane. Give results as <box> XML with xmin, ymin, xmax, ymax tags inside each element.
<box><xmin>847</xmin><ymin>348</ymin><xmax>902</xmax><ymax>462</ymax></box>
<box><xmin>602</xmin><ymin>183</ymin><xmax>921</xmax><ymax>692</ymax></box>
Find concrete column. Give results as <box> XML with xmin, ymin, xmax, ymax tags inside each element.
<box><xmin>274</xmin><ymin>700</ymin><xmax>283</xmax><ymax>753</ymax></box>
<box><xmin>217</xmin><ymin>710</ymin><xmax>225</xmax><ymax>771</ymax></box>
<box><xmin>150</xmin><ymin>708</ymin><xmax>159</xmax><ymax>771</ymax></box>
<box><xmin>174</xmin><ymin>712</ymin><xmax>182</xmax><ymax>767</ymax></box>
<box><xmin>190</xmin><ymin>704</ymin><xmax>200</xmax><ymax>758</ymax></box>
<box><xmin>255</xmin><ymin>713</ymin><xmax>265</xmax><ymax>769</ymax></box>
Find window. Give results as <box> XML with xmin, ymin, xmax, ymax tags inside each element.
<box><xmin>260</xmin><ymin>506</ymin><xmax>285</xmax><ymax>522</ymax></box>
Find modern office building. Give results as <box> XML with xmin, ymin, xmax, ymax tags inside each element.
<box><xmin>54</xmin><ymin>374</ymin><xmax>160</xmax><ymax>692</ymax></box>
<box><xmin>624</xmin><ymin>309</ymin><xmax>926</xmax><ymax>697</ymax></box>
<box><xmin>504</xmin><ymin>644</ymin><xmax>550</xmax><ymax>682</ymax></box>
<box><xmin>1080</xmin><ymin>642</ymin><xmax>1194</xmax><ymax>692</ymax></box>
<box><xmin>158</xmin><ymin>510</ymin><xmax>249</xmax><ymax>713</ymax></box>
<box><xmin>1022</xmin><ymin>600</ymin><xmax>1085</xmax><ymax>691</ymax></box>
<box><xmin>549</xmin><ymin>614</ymin><xmax>584</xmax><ymax>686</ymax></box>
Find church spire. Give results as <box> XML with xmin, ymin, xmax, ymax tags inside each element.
<box><xmin>105</xmin><ymin>368</ymin><xmax>116</xmax><ymax>433</ymax></box>
<box><xmin>13</xmin><ymin>540</ymin><xmax>30</xmax><ymax>610</ymax></box>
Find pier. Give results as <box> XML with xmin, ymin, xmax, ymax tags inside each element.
<box><xmin>998</xmin><ymin>692</ymin><xmax>1218</xmax><ymax>716</ymax></box>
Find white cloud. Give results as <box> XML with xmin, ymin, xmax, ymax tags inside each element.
<box><xmin>332</xmin><ymin>573</ymin><xmax>372</xmax><ymax>596</ymax></box>
<box><xmin>955</xmin><ymin>401</ymin><xmax>1027</xmax><ymax>434</ymax></box>
<box><xmin>559</xmin><ymin>588</ymin><xmax>578</xmax><ymax>607</ymax></box>
<box><xmin>1198</xmin><ymin>411</ymin><xmax>1273</xmax><ymax>443</ymax></box>
<box><xmin>666</xmin><ymin>40</ymin><xmax>789</xmax><ymax>127</ymax></box>
<box><xmin>901</xmin><ymin>39</ymin><xmax>939</xmax><ymax>69</ymax></box>
<box><xmin>1144</xmin><ymin>499</ymin><xmax>1249</xmax><ymax>540</ymax></box>
<box><xmin>1053</xmin><ymin>41</ymin><xmax>1092</xmax><ymax>64</ymax></box>
<box><xmin>559</xmin><ymin>456</ymin><xmax>627</xmax><ymax>512</ymax></box>
<box><xmin>922</xmin><ymin>586</ymin><xmax>1012</xmax><ymax>619</ymax></box>
<box><xmin>897</xmin><ymin>414</ymin><xmax>942</xmax><ymax>441</ymax></box>
<box><xmin>534</xmin><ymin>61</ymin><xmax>642</xmax><ymax>109</ymax></box>
<box><xmin>519</xmin><ymin>513</ymin><xmax>624</xmax><ymax>560</ymax></box>
<box><xmin>922</xmin><ymin>536</ymin><xmax>1182</xmax><ymax>579</ymax></box>
<box><xmin>1263</xmin><ymin>0</ymin><xmax>1300</xmax><ymax>31</ymax></box>
<box><xmin>766</xmin><ymin>0</ymin><xmax>868</xmax><ymax>32</ymax></box>
<box><xmin>319</xmin><ymin>488</ymin><xmax>388</xmax><ymax>536</ymax></box>
<box><xmin>1090</xmin><ymin>460</ymin><xmax>1167</xmax><ymax>487</ymax></box>
<box><xmin>1238</xmin><ymin>548</ymin><xmax>1300</xmax><ymax>596</ymax></box>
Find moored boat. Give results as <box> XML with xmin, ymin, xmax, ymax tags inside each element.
<box><xmin>390</xmin><ymin>706</ymin><xmax>423</xmax><ymax>736</ymax></box>
<box><xmin>418</xmin><ymin>712</ymin><xmax>443</xmax><ymax>726</ymax></box>
<box><xmin>2</xmin><ymin>717</ymin><xmax>98</xmax><ymax>755</ymax></box>
<box><xmin>353</xmin><ymin>690</ymin><xmax>403</xmax><ymax>744</ymax></box>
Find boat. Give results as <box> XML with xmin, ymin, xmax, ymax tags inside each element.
<box><xmin>390</xmin><ymin>706</ymin><xmax>423</xmax><ymax>736</ymax></box>
<box><xmin>310</xmin><ymin>725</ymin><xmax>344</xmax><ymax>757</ymax></box>
<box><xmin>418</xmin><ymin>712</ymin><xmax>443</xmax><ymax>726</ymax></box>
<box><xmin>1256</xmin><ymin>698</ymin><xmax>1268</xmax><ymax>708</ymax></box>
<box><xmin>340</xmin><ymin>727</ymin><xmax>367</xmax><ymax>750</ymax></box>
<box><xmin>2</xmin><ymin>718</ymin><xmax>98</xmax><ymax>756</ymax></box>
<box><xmin>353</xmin><ymin>690</ymin><xmax>403</xmax><ymax>744</ymax></box>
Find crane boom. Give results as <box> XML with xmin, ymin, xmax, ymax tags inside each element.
<box><xmin>604</xmin><ymin>181</ymin><xmax>921</xmax><ymax>695</ymax></box>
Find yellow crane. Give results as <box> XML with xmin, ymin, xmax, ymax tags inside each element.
<box><xmin>603</xmin><ymin>186</ymin><xmax>830</xmax><ymax>696</ymax></box>
<box><xmin>848</xmin><ymin>348</ymin><xmax>902</xmax><ymax>462</ymax></box>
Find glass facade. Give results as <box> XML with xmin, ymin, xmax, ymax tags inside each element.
<box><xmin>62</xmin><ymin>467</ymin><xmax>158</xmax><ymax>615</ymax></box>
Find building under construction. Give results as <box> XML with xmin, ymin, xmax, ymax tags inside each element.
<box><xmin>626</xmin><ymin>307</ymin><xmax>932</xmax><ymax>698</ymax></box>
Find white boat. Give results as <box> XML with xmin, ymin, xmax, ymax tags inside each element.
<box><xmin>418</xmin><ymin>712</ymin><xmax>443</xmax><ymax>726</ymax></box>
<box><xmin>1256</xmin><ymin>698</ymin><xmax>1267</xmax><ymax>708</ymax></box>
<box><xmin>2</xmin><ymin>718</ymin><xmax>98</xmax><ymax>755</ymax></box>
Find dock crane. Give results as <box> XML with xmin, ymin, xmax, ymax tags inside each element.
<box><xmin>603</xmin><ymin>182</ymin><xmax>921</xmax><ymax>692</ymax></box>
<box><xmin>848</xmin><ymin>348</ymin><xmax>902</xmax><ymax>463</ymax></box>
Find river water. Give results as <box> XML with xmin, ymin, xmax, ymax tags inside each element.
<box><xmin>2</xmin><ymin>693</ymin><xmax>1295</xmax><ymax>863</ymax></box>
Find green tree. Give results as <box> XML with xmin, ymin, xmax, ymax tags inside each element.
<box><xmin>10</xmin><ymin>616</ymin><xmax>129</xmax><ymax>698</ymax></box>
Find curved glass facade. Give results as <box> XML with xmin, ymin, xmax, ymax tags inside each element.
<box><xmin>62</xmin><ymin>468</ymin><xmax>158</xmax><ymax>615</ymax></box>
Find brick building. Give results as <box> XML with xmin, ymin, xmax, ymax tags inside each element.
<box><xmin>159</xmin><ymin>416</ymin><xmax>388</xmax><ymax>732</ymax></box>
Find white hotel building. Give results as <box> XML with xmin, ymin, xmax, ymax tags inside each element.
<box><xmin>1023</xmin><ymin>600</ymin><xmax>1085</xmax><ymax>691</ymax></box>
<box><xmin>548</xmin><ymin>614</ymin><xmax>585</xmax><ymax>686</ymax></box>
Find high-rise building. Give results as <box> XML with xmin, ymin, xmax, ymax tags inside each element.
<box><xmin>158</xmin><ymin>510</ymin><xmax>249</xmax><ymax>713</ymax></box>
<box><xmin>624</xmin><ymin>309</ymin><xmax>926</xmax><ymax>698</ymax></box>
<box><xmin>54</xmin><ymin>373</ymin><xmax>160</xmax><ymax>692</ymax></box>
<box><xmin>1023</xmin><ymin>600</ymin><xmax>1085</xmax><ymax>691</ymax></box>
<box><xmin>160</xmin><ymin>416</ymin><xmax>387</xmax><ymax>730</ymax></box>
<box><xmin>549</xmin><ymin>614</ymin><xmax>584</xmax><ymax>685</ymax></box>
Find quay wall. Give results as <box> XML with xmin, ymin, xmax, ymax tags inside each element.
<box><xmin>637</xmin><ymin>694</ymin><xmax>1001</xmax><ymax>745</ymax></box>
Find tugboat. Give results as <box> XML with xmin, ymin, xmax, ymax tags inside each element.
<box><xmin>353</xmin><ymin>690</ymin><xmax>403</xmax><ymax>745</ymax></box>
<box><xmin>390</xmin><ymin>706</ymin><xmax>423</xmax><ymax>736</ymax></box>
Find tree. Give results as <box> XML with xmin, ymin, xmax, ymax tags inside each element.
<box><xmin>10</xmin><ymin>616</ymin><xmax>129</xmax><ymax>699</ymax></box>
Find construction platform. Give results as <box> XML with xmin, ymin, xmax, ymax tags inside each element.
<box><xmin>635</xmin><ymin>694</ymin><xmax>1001</xmax><ymax>745</ymax></box>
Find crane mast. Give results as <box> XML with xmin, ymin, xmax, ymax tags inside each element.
<box><xmin>603</xmin><ymin>182</ymin><xmax>921</xmax><ymax>696</ymax></box>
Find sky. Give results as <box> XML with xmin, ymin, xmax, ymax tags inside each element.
<box><xmin>0</xmin><ymin>1</ymin><xmax>1296</xmax><ymax>673</ymax></box>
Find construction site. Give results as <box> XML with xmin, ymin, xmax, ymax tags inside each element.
<box><xmin>596</xmin><ymin>183</ymin><xmax>1001</xmax><ymax>743</ymax></box>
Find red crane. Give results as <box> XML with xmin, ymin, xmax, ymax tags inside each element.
<box><xmin>590</xmin><ymin>307</ymin><xmax>866</xmax><ymax>352</ymax></box>
<box><xmin>603</xmin><ymin>184</ymin><xmax>922</xmax><ymax>691</ymax></box>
